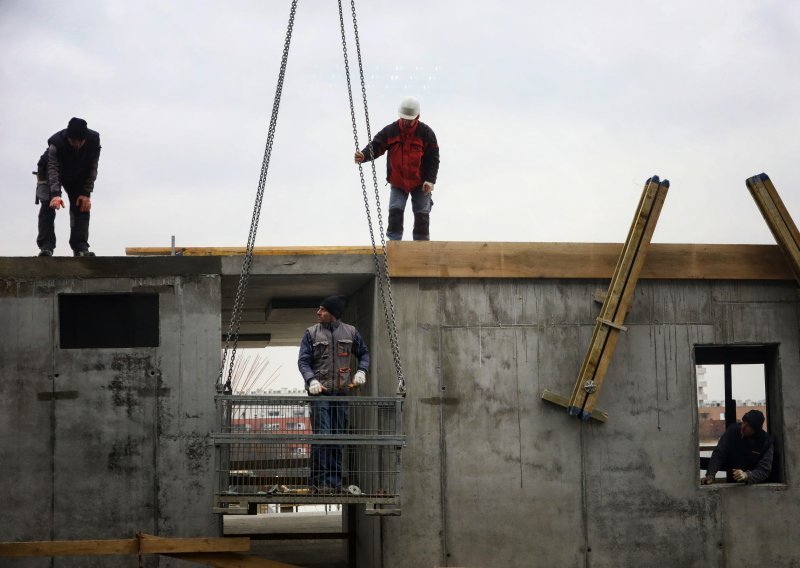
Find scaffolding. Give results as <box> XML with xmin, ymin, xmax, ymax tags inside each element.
<box><xmin>213</xmin><ymin>395</ymin><xmax>405</xmax><ymax>516</ymax></box>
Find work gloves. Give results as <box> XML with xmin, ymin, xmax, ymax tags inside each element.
<box><xmin>733</xmin><ymin>469</ymin><xmax>749</xmax><ymax>482</ymax></box>
<box><xmin>308</xmin><ymin>379</ymin><xmax>323</xmax><ymax>395</ymax></box>
<box><xmin>353</xmin><ymin>370</ymin><xmax>366</xmax><ymax>387</ymax></box>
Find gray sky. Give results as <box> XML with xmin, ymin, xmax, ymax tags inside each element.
<box><xmin>2</xmin><ymin>0</ymin><xmax>799</xmax><ymax>257</ymax></box>
<box><xmin>2</xmin><ymin>1</ymin><xmax>798</xmax><ymax>391</ymax></box>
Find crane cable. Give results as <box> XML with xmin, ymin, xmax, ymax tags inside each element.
<box><xmin>337</xmin><ymin>0</ymin><xmax>406</xmax><ymax>395</ymax></box>
<box><xmin>218</xmin><ymin>1</ymin><xmax>298</xmax><ymax>393</ymax></box>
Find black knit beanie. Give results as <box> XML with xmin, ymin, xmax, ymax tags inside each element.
<box><xmin>320</xmin><ymin>295</ymin><xmax>346</xmax><ymax>320</ymax></box>
<box><xmin>67</xmin><ymin>117</ymin><xmax>88</xmax><ymax>140</ymax></box>
<box><xmin>742</xmin><ymin>409</ymin><xmax>765</xmax><ymax>431</ymax></box>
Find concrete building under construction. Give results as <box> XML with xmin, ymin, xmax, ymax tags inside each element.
<box><xmin>1</xmin><ymin>237</ymin><xmax>799</xmax><ymax>567</ymax></box>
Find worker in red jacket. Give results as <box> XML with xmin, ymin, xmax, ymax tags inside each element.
<box><xmin>354</xmin><ymin>96</ymin><xmax>440</xmax><ymax>241</ymax></box>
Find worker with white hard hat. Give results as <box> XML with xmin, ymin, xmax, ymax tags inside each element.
<box><xmin>354</xmin><ymin>96</ymin><xmax>440</xmax><ymax>241</ymax></box>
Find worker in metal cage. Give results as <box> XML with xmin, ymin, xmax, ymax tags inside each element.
<box><xmin>354</xmin><ymin>96</ymin><xmax>440</xmax><ymax>241</ymax></box>
<box><xmin>35</xmin><ymin>117</ymin><xmax>101</xmax><ymax>257</ymax></box>
<box><xmin>298</xmin><ymin>295</ymin><xmax>369</xmax><ymax>493</ymax></box>
<box><xmin>701</xmin><ymin>409</ymin><xmax>774</xmax><ymax>485</ymax></box>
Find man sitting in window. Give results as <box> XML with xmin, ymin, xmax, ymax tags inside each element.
<box><xmin>701</xmin><ymin>410</ymin><xmax>774</xmax><ymax>485</ymax></box>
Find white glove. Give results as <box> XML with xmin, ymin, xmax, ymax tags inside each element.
<box><xmin>353</xmin><ymin>370</ymin><xmax>366</xmax><ymax>387</ymax></box>
<box><xmin>423</xmin><ymin>181</ymin><xmax>434</xmax><ymax>194</ymax></box>
<box><xmin>733</xmin><ymin>469</ymin><xmax>749</xmax><ymax>482</ymax></box>
<box><xmin>308</xmin><ymin>379</ymin><xmax>323</xmax><ymax>395</ymax></box>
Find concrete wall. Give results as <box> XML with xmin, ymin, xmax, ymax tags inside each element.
<box><xmin>0</xmin><ymin>273</ymin><xmax>220</xmax><ymax>568</ymax></box>
<box><xmin>3</xmin><ymin>256</ymin><xmax>800</xmax><ymax>568</ymax></box>
<box><xmin>374</xmin><ymin>278</ymin><xmax>800</xmax><ymax>568</ymax></box>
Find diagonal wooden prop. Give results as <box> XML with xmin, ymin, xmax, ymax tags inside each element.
<box><xmin>542</xmin><ymin>175</ymin><xmax>669</xmax><ymax>422</ymax></box>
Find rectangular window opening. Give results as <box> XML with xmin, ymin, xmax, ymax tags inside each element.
<box><xmin>59</xmin><ymin>293</ymin><xmax>160</xmax><ymax>349</ymax></box>
<box><xmin>695</xmin><ymin>344</ymin><xmax>784</xmax><ymax>484</ymax></box>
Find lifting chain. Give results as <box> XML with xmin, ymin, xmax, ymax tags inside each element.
<box><xmin>218</xmin><ymin>0</ymin><xmax>298</xmax><ymax>393</ymax></box>
<box><xmin>338</xmin><ymin>0</ymin><xmax>406</xmax><ymax>395</ymax></box>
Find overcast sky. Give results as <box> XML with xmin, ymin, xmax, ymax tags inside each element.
<box><xmin>2</xmin><ymin>0</ymin><xmax>799</xmax><ymax>257</ymax></box>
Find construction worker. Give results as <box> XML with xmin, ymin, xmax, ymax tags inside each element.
<box><xmin>354</xmin><ymin>96</ymin><xmax>440</xmax><ymax>241</ymax></box>
<box><xmin>35</xmin><ymin>117</ymin><xmax>101</xmax><ymax>257</ymax></box>
<box><xmin>701</xmin><ymin>410</ymin><xmax>774</xmax><ymax>485</ymax></box>
<box><xmin>297</xmin><ymin>295</ymin><xmax>369</xmax><ymax>493</ymax></box>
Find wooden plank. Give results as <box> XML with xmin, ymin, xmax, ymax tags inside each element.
<box><xmin>746</xmin><ymin>173</ymin><xmax>800</xmax><ymax>284</ymax></box>
<box><xmin>138</xmin><ymin>534</ymin><xmax>250</xmax><ymax>554</ymax></box>
<box><xmin>384</xmin><ymin>242</ymin><xmax>794</xmax><ymax>280</ymax></box>
<box><xmin>0</xmin><ymin>536</ymin><xmax>250</xmax><ymax>558</ymax></box>
<box><xmin>126</xmin><ymin>246</ymin><xmax>380</xmax><ymax>257</ymax></box>
<box><xmin>0</xmin><ymin>539</ymin><xmax>138</xmax><ymax>557</ymax></box>
<box><xmin>164</xmin><ymin>552</ymin><xmax>303</xmax><ymax>567</ymax></box>
<box><xmin>565</xmin><ymin>177</ymin><xmax>668</xmax><ymax>417</ymax></box>
<box><xmin>126</xmin><ymin>242</ymin><xmax>794</xmax><ymax>280</ymax></box>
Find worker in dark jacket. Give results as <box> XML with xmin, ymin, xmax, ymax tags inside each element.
<box><xmin>354</xmin><ymin>96</ymin><xmax>439</xmax><ymax>241</ymax></box>
<box><xmin>35</xmin><ymin>117</ymin><xmax>101</xmax><ymax>257</ymax></box>
<box><xmin>298</xmin><ymin>295</ymin><xmax>369</xmax><ymax>493</ymax></box>
<box><xmin>702</xmin><ymin>410</ymin><xmax>774</xmax><ymax>485</ymax></box>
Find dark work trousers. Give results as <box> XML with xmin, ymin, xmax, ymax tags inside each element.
<box><xmin>387</xmin><ymin>185</ymin><xmax>433</xmax><ymax>241</ymax></box>
<box><xmin>310</xmin><ymin>393</ymin><xmax>348</xmax><ymax>489</ymax></box>
<box><xmin>37</xmin><ymin>183</ymin><xmax>90</xmax><ymax>253</ymax></box>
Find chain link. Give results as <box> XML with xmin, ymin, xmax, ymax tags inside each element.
<box><xmin>338</xmin><ymin>0</ymin><xmax>406</xmax><ymax>394</ymax></box>
<box><xmin>219</xmin><ymin>1</ymin><xmax>298</xmax><ymax>392</ymax></box>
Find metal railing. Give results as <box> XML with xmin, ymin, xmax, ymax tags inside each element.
<box><xmin>213</xmin><ymin>395</ymin><xmax>404</xmax><ymax>515</ymax></box>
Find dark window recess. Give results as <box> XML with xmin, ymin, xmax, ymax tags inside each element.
<box><xmin>59</xmin><ymin>293</ymin><xmax>159</xmax><ymax>348</ymax></box>
<box><xmin>695</xmin><ymin>344</ymin><xmax>784</xmax><ymax>484</ymax></box>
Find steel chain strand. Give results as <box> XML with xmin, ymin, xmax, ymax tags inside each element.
<box><xmin>337</xmin><ymin>1</ymin><xmax>391</xmax><ymax>375</ymax></box>
<box><xmin>337</xmin><ymin>0</ymin><xmax>405</xmax><ymax>394</ymax></box>
<box><xmin>349</xmin><ymin>0</ymin><xmax>406</xmax><ymax>393</ymax></box>
<box><xmin>219</xmin><ymin>0</ymin><xmax>298</xmax><ymax>391</ymax></box>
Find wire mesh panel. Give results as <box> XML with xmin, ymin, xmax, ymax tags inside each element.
<box><xmin>213</xmin><ymin>395</ymin><xmax>404</xmax><ymax>513</ymax></box>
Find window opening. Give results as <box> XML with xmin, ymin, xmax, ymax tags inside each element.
<box><xmin>695</xmin><ymin>345</ymin><xmax>782</xmax><ymax>484</ymax></box>
<box><xmin>59</xmin><ymin>293</ymin><xmax>159</xmax><ymax>349</ymax></box>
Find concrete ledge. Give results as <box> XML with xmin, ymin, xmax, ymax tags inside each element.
<box><xmin>0</xmin><ymin>256</ymin><xmax>221</xmax><ymax>279</ymax></box>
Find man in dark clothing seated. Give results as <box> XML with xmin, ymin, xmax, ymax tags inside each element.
<box><xmin>702</xmin><ymin>409</ymin><xmax>774</xmax><ymax>485</ymax></box>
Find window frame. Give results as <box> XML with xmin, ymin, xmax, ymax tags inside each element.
<box><xmin>694</xmin><ymin>343</ymin><xmax>785</xmax><ymax>485</ymax></box>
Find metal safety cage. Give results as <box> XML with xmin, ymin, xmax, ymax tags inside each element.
<box><xmin>213</xmin><ymin>395</ymin><xmax>405</xmax><ymax>515</ymax></box>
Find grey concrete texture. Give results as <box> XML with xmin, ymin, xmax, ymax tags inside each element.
<box><xmin>372</xmin><ymin>278</ymin><xmax>800</xmax><ymax>568</ymax></box>
<box><xmin>0</xmin><ymin>274</ymin><xmax>221</xmax><ymax>568</ymax></box>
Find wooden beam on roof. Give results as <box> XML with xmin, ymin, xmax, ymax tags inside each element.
<box><xmin>123</xmin><ymin>242</ymin><xmax>795</xmax><ymax>281</ymax></box>
<box><xmin>125</xmin><ymin>246</ymin><xmax>380</xmax><ymax>257</ymax></box>
<box><xmin>746</xmin><ymin>173</ymin><xmax>800</xmax><ymax>285</ymax></box>
<box><xmin>384</xmin><ymin>241</ymin><xmax>794</xmax><ymax>280</ymax></box>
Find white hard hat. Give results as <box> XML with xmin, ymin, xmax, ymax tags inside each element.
<box><xmin>398</xmin><ymin>96</ymin><xmax>420</xmax><ymax>119</ymax></box>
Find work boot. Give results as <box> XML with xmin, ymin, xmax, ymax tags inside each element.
<box><xmin>73</xmin><ymin>250</ymin><xmax>96</xmax><ymax>257</ymax></box>
<box><xmin>412</xmin><ymin>212</ymin><xmax>430</xmax><ymax>241</ymax></box>
<box><xmin>387</xmin><ymin>208</ymin><xmax>404</xmax><ymax>241</ymax></box>
<box><xmin>38</xmin><ymin>249</ymin><xmax>53</xmax><ymax>257</ymax></box>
